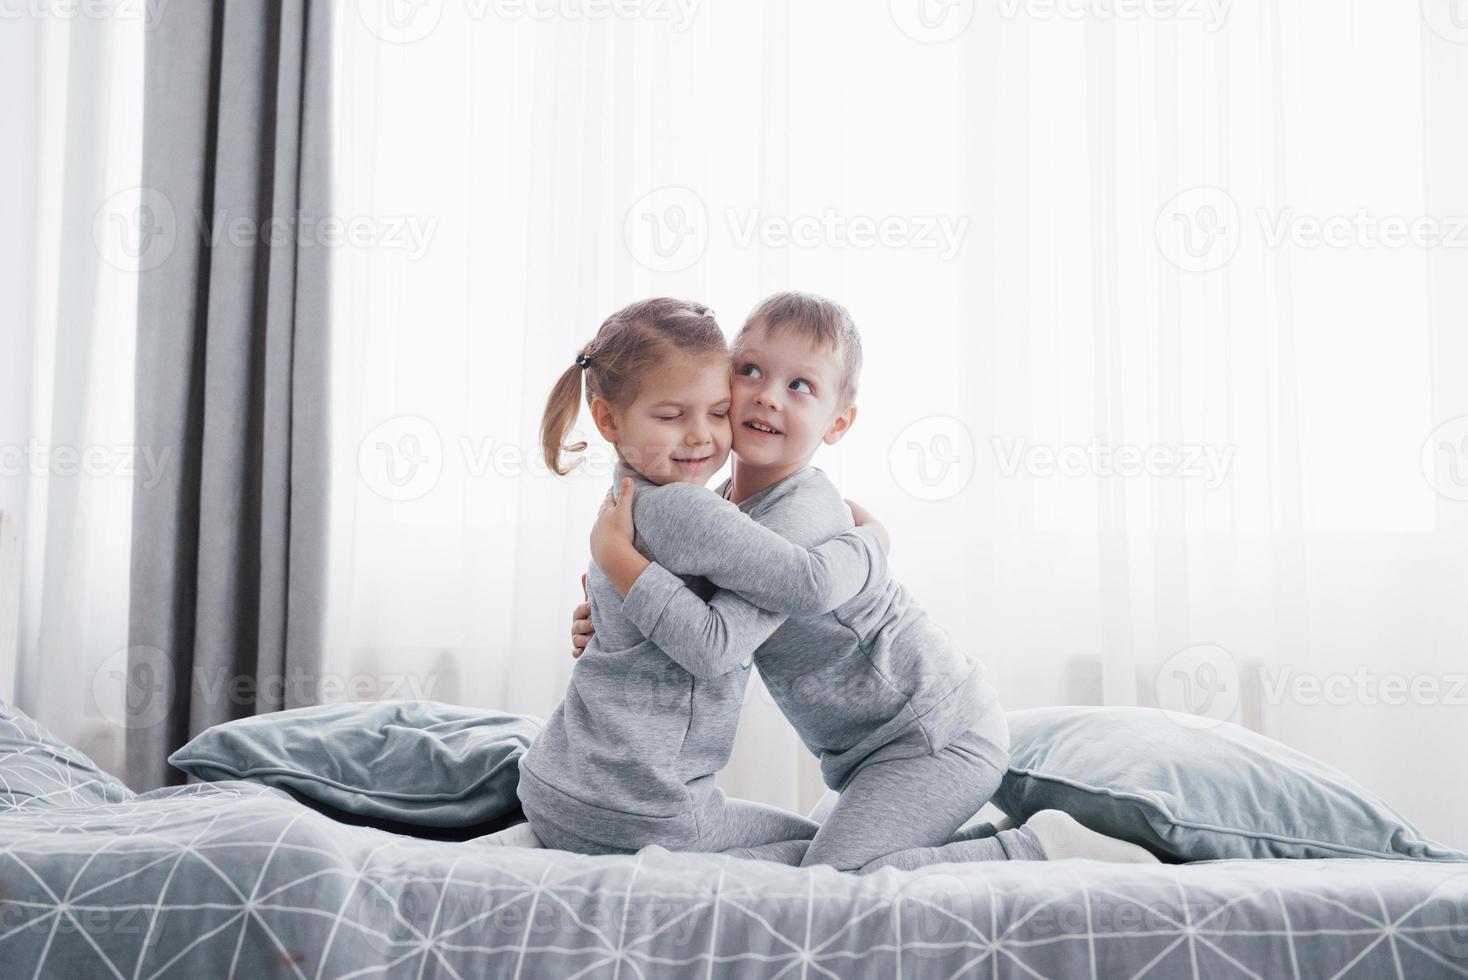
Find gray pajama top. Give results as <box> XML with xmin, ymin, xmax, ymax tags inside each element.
<box><xmin>619</xmin><ymin>465</ymin><xmax>999</xmax><ymax>792</ymax></box>
<box><xmin>516</xmin><ymin>460</ymin><xmax>887</xmax><ymax>851</ymax></box>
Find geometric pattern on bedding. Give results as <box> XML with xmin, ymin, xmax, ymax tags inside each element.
<box><xmin>4</xmin><ymin>701</ymin><xmax>1467</xmax><ymax>978</ymax></box>
<box><xmin>3</xmin><ymin>782</ymin><xmax>1467</xmax><ymax>979</ymax></box>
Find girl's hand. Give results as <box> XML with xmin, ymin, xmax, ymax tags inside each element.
<box><xmin>590</xmin><ymin>478</ymin><xmax>650</xmax><ymax>597</ymax></box>
<box><xmin>590</xmin><ymin>478</ymin><xmax>636</xmax><ymax>568</ymax></box>
<box><xmin>845</xmin><ymin>498</ymin><xmax>891</xmax><ymax>555</ymax></box>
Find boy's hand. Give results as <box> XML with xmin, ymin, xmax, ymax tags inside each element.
<box><xmin>845</xmin><ymin>498</ymin><xmax>891</xmax><ymax>555</ymax></box>
<box><xmin>572</xmin><ymin>573</ymin><xmax>596</xmax><ymax>658</ymax></box>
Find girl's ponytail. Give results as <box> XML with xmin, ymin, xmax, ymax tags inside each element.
<box><xmin>540</xmin><ymin>353</ymin><xmax>591</xmax><ymax>476</ymax></box>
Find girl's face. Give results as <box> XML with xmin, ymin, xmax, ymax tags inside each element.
<box><xmin>598</xmin><ymin>352</ymin><xmax>733</xmax><ymax>486</ymax></box>
<box><xmin>729</xmin><ymin>324</ymin><xmax>848</xmax><ymax>469</ymax></box>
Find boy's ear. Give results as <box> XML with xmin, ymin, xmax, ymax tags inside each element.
<box><xmin>590</xmin><ymin>397</ymin><xmax>620</xmax><ymax>443</ymax></box>
<box><xmin>823</xmin><ymin>404</ymin><xmax>858</xmax><ymax>445</ymax></box>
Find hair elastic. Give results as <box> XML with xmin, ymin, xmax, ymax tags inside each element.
<box><xmin>575</xmin><ymin>352</ymin><xmax>591</xmax><ymax>368</ymax></box>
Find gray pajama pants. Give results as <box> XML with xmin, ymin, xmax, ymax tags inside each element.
<box><xmin>530</xmin><ymin>793</ymin><xmax>819</xmax><ymax>859</ymax></box>
<box><xmin>534</xmin><ymin>736</ymin><xmax>1043</xmax><ymax>872</ymax></box>
<box><xmin>799</xmin><ymin>731</ymin><xmax>1045</xmax><ymax>874</ymax></box>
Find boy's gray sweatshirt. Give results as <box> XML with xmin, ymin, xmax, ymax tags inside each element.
<box><xmin>618</xmin><ymin>465</ymin><xmax>998</xmax><ymax>792</ymax></box>
<box><xmin>516</xmin><ymin>460</ymin><xmax>887</xmax><ymax>851</ymax></box>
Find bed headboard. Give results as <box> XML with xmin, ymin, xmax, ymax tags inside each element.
<box><xmin>0</xmin><ymin>511</ymin><xmax>18</xmax><ymax>704</ymax></box>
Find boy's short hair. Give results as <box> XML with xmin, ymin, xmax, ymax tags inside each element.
<box><xmin>733</xmin><ymin>292</ymin><xmax>863</xmax><ymax>408</ymax></box>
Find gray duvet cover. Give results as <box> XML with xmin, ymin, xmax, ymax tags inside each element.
<box><xmin>3</xmin><ymin>704</ymin><xmax>1465</xmax><ymax>979</ymax></box>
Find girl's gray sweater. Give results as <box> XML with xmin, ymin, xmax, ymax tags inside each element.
<box><xmin>516</xmin><ymin>461</ymin><xmax>887</xmax><ymax>852</ymax></box>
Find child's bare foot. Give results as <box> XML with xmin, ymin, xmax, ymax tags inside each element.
<box><xmin>1024</xmin><ymin>810</ymin><xmax>1160</xmax><ymax>864</ymax></box>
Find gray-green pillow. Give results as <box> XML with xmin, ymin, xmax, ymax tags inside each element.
<box><xmin>1</xmin><ymin>700</ymin><xmax>132</xmax><ymax>813</ymax></box>
<box><xmin>993</xmin><ymin>706</ymin><xmax>1467</xmax><ymax>862</ymax></box>
<box><xmin>170</xmin><ymin>700</ymin><xmax>540</xmax><ymax>829</ymax></box>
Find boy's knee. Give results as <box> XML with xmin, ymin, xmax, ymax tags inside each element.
<box><xmin>799</xmin><ymin>848</ymin><xmax>867</xmax><ymax>873</ymax></box>
<box><xmin>855</xmin><ymin>847</ymin><xmax>945</xmax><ymax>874</ymax></box>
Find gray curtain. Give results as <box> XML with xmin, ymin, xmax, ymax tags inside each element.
<box><xmin>126</xmin><ymin>0</ymin><xmax>332</xmax><ymax>791</ymax></box>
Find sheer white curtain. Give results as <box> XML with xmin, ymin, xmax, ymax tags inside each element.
<box><xmin>329</xmin><ymin>0</ymin><xmax>1468</xmax><ymax>845</ymax></box>
<box><xmin>0</xmin><ymin>6</ymin><xmax>145</xmax><ymax>780</ymax></box>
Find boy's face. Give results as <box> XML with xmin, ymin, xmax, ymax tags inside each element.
<box><xmin>729</xmin><ymin>323</ymin><xmax>852</xmax><ymax>469</ymax></box>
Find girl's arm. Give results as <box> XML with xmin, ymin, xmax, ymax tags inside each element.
<box><xmin>593</xmin><ymin>478</ymin><xmax>888</xmax><ymax>615</ymax></box>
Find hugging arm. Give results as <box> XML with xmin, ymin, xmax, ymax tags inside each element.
<box><xmin>616</xmin><ymin>485</ymin><xmax>888</xmax><ymax>678</ymax></box>
<box><xmin>631</xmin><ymin>484</ymin><xmax>888</xmax><ymax>616</ymax></box>
<box><xmin>622</xmin><ymin>570</ymin><xmax>788</xmax><ymax>678</ymax></box>
<box><xmin>584</xmin><ymin>478</ymin><xmax>890</xmax><ymax>677</ymax></box>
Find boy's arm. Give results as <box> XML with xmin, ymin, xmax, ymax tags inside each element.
<box><xmin>634</xmin><ymin>484</ymin><xmax>887</xmax><ymax>615</ymax></box>
<box><xmin>621</xmin><ymin>566</ymin><xmax>787</xmax><ymax>679</ymax></box>
<box><xmin>567</xmin><ymin>573</ymin><xmax>780</xmax><ymax>679</ymax></box>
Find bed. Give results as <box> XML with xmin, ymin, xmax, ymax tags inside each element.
<box><xmin>3</xmin><ymin>705</ymin><xmax>1466</xmax><ymax>978</ymax></box>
